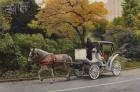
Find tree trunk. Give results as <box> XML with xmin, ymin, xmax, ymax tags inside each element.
<box><xmin>75</xmin><ymin>28</ymin><xmax>85</xmax><ymax>48</ymax></box>
<box><xmin>68</xmin><ymin>24</ymin><xmax>86</xmax><ymax>48</ymax></box>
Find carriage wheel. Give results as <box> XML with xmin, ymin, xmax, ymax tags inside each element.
<box><xmin>89</xmin><ymin>64</ymin><xmax>100</xmax><ymax>80</ymax></box>
<box><xmin>111</xmin><ymin>60</ymin><xmax>121</xmax><ymax>76</ymax></box>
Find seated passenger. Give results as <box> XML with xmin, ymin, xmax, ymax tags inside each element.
<box><xmin>91</xmin><ymin>48</ymin><xmax>104</xmax><ymax>62</ymax></box>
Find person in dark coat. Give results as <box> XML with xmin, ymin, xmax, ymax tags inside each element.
<box><xmin>85</xmin><ymin>38</ymin><xmax>94</xmax><ymax>60</ymax></box>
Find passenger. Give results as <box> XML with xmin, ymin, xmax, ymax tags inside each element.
<box><xmin>92</xmin><ymin>48</ymin><xmax>104</xmax><ymax>61</ymax></box>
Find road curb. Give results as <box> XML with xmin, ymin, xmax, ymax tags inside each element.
<box><xmin>0</xmin><ymin>78</ymin><xmax>38</xmax><ymax>83</ymax></box>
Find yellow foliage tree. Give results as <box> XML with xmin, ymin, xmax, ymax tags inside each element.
<box><xmin>37</xmin><ymin>0</ymin><xmax>107</xmax><ymax>46</ymax></box>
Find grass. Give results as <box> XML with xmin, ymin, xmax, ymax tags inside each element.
<box><xmin>118</xmin><ymin>56</ymin><xmax>140</xmax><ymax>70</ymax></box>
<box><xmin>121</xmin><ymin>61</ymin><xmax>140</xmax><ymax>70</ymax></box>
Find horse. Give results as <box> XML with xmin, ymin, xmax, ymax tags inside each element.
<box><xmin>28</xmin><ymin>48</ymin><xmax>73</xmax><ymax>83</ymax></box>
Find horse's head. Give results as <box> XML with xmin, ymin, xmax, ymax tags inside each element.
<box><xmin>28</xmin><ymin>48</ymin><xmax>39</xmax><ymax>64</ymax></box>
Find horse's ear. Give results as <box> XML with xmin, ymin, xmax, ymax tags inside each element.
<box><xmin>30</xmin><ymin>48</ymin><xmax>35</xmax><ymax>52</ymax></box>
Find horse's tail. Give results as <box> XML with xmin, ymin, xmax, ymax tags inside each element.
<box><xmin>68</xmin><ymin>55</ymin><xmax>73</xmax><ymax>65</ymax></box>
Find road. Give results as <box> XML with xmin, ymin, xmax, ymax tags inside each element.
<box><xmin>0</xmin><ymin>69</ymin><xmax>140</xmax><ymax>92</ymax></box>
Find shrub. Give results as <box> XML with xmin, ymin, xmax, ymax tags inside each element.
<box><xmin>14</xmin><ymin>34</ymin><xmax>45</xmax><ymax>57</ymax></box>
<box><xmin>45</xmin><ymin>38</ymin><xmax>75</xmax><ymax>56</ymax></box>
<box><xmin>0</xmin><ymin>33</ymin><xmax>76</xmax><ymax>77</ymax></box>
<box><xmin>0</xmin><ymin>33</ymin><xmax>20</xmax><ymax>73</ymax></box>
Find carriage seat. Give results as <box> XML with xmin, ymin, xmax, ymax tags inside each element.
<box><xmin>101</xmin><ymin>51</ymin><xmax>110</xmax><ymax>61</ymax></box>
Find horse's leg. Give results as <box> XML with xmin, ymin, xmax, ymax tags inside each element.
<box><xmin>50</xmin><ymin>68</ymin><xmax>55</xmax><ymax>84</ymax></box>
<box><xmin>65</xmin><ymin>61</ymin><xmax>71</xmax><ymax>81</ymax></box>
<box><xmin>68</xmin><ymin>63</ymin><xmax>72</xmax><ymax>81</ymax></box>
<box><xmin>39</xmin><ymin>65</ymin><xmax>49</xmax><ymax>82</ymax></box>
<box><xmin>38</xmin><ymin>66</ymin><xmax>44</xmax><ymax>82</ymax></box>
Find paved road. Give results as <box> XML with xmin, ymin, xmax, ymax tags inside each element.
<box><xmin>0</xmin><ymin>69</ymin><xmax>140</xmax><ymax>92</ymax></box>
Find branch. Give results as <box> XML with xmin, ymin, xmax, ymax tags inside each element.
<box><xmin>62</xmin><ymin>20</ymin><xmax>84</xmax><ymax>41</ymax></box>
<box><xmin>66</xmin><ymin>0</ymin><xmax>85</xmax><ymax>21</ymax></box>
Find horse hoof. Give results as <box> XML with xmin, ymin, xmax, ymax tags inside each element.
<box><xmin>40</xmin><ymin>78</ymin><xmax>44</xmax><ymax>82</ymax></box>
<box><xmin>50</xmin><ymin>82</ymin><xmax>54</xmax><ymax>84</ymax></box>
<box><xmin>66</xmin><ymin>77</ymin><xmax>70</xmax><ymax>81</ymax></box>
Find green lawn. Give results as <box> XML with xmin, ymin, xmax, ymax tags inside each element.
<box><xmin>121</xmin><ymin>61</ymin><xmax>140</xmax><ymax>70</ymax></box>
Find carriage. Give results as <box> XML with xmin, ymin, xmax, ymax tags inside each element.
<box><xmin>28</xmin><ymin>41</ymin><xmax>122</xmax><ymax>82</ymax></box>
<box><xmin>72</xmin><ymin>41</ymin><xmax>121</xmax><ymax>79</ymax></box>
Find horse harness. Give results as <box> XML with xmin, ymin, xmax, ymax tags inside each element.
<box><xmin>40</xmin><ymin>54</ymin><xmax>56</xmax><ymax>66</ymax></box>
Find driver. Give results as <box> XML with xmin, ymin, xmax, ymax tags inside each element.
<box><xmin>85</xmin><ymin>38</ymin><xmax>94</xmax><ymax>60</ymax></box>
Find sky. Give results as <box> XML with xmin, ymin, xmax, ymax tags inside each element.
<box><xmin>89</xmin><ymin>0</ymin><xmax>108</xmax><ymax>3</ymax></box>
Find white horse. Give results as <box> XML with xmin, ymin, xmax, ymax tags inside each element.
<box><xmin>28</xmin><ymin>48</ymin><xmax>73</xmax><ymax>83</ymax></box>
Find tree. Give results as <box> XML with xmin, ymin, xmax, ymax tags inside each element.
<box><xmin>0</xmin><ymin>13</ymin><xmax>10</xmax><ymax>32</ymax></box>
<box><xmin>0</xmin><ymin>0</ymin><xmax>13</xmax><ymax>32</ymax></box>
<box><xmin>0</xmin><ymin>0</ymin><xmax>39</xmax><ymax>34</ymax></box>
<box><xmin>122</xmin><ymin>0</ymin><xmax>139</xmax><ymax>28</ymax></box>
<box><xmin>37</xmin><ymin>0</ymin><xmax>107</xmax><ymax>47</ymax></box>
<box><xmin>10</xmin><ymin>0</ymin><xmax>39</xmax><ymax>34</ymax></box>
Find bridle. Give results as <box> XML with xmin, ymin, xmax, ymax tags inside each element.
<box><xmin>29</xmin><ymin>48</ymin><xmax>38</xmax><ymax>59</ymax></box>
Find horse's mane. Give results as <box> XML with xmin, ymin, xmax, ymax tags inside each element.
<box><xmin>35</xmin><ymin>48</ymin><xmax>50</xmax><ymax>55</ymax></box>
